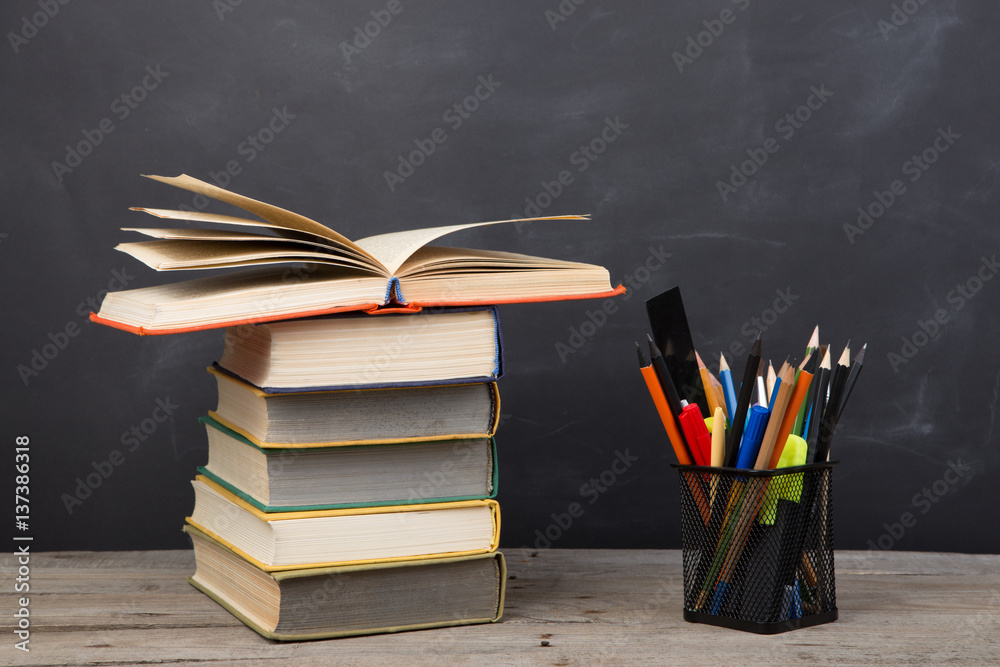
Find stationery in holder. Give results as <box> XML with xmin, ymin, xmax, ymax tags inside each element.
<box><xmin>673</xmin><ymin>463</ymin><xmax>838</xmax><ymax>634</ymax></box>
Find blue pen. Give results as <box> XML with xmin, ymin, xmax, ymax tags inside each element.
<box><xmin>719</xmin><ymin>353</ymin><xmax>738</xmax><ymax>423</ymax></box>
<box><xmin>735</xmin><ymin>405</ymin><xmax>770</xmax><ymax>469</ymax></box>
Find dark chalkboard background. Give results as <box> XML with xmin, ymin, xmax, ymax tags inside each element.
<box><xmin>2</xmin><ymin>0</ymin><xmax>998</xmax><ymax>554</ymax></box>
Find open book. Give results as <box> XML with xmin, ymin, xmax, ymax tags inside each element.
<box><xmin>90</xmin><ymin>175</ymin><xmax>623</xmax><ymax>334</ymax></box>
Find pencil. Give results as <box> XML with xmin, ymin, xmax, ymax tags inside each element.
<box><xmin>718</xmin><ymin>354</ymin><xmax>738</xmax><ymax>425</ymax></box>
<box><xmin>696</xmin><ymin>350</ymin><xmax>725</xmax><ymax>424</ymax></box>
<box><xmin>637</xmin><ymin>343</ymin><xmax>692</xmax><ymax>466</ymax></box>
<box><xmin>805</xmin><ymin>347</ymin><xmax>832</xmax><ymax>462</ymax></box>
<box><xmin>792</xmin><ymin>326</ymin><xmax>818</xmax><ymax>436</ymax></box>
<box><xmin>836</xmin><ymin>342</ymin><xmax>866</xmax><ymax>421</ymax></box>
<box><xmin>724</xmin><ymin>334</ymin><xmax>761</xmax><ymax>468</ymax></box>
<box><xmin>815</xmin><ymin>342</ymin><xmax>850</xmax><ymax>463</ymax></box>
<box><xmin>711</xmin><ymin>407</ymin><xmax>725</xmax><ymax>467</ymax></box>
<box><xmin>766</xmin><ymin>361</ymin><xmax>777</xmax><ymax>401</ymax></box>
<box><xmin>754</xmin><ymin>364</ymin><xmax>796</xmax><ymax>470</ymax></box>
<box><xmin>648</xmin><ymin>336</ymin><xmax>684</xmax><ymax>417</ymax></box>
<box><xmin>767</xmin><ymin>358</ymin><xmax>815</xmax><ymax>469</ymax></box>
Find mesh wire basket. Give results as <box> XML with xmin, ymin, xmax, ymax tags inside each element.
<box><xmin>673</xmin><ymin>463</ymin><xmax>838</xmax><ymax>634</ymax></box>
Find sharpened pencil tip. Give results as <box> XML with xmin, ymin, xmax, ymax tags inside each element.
<box><xmin>636</xmin><ymin>342</ymin><xmax>649</xmax><ymax>367</ymax></box>
<box><xmin>854</xmin><ymin>343</ymin><xmax>866</xmax><ymax>365</ymax></box>
<box><xmin>838</xmin><ymin>342</ymin><xmax>851</xmax><ymax>367</ymax></box>
<box><xmin>695</xmin><ymin>349</ymin><xmax>706</xmax><ymax>368</ymax></box>
<box><xmin>808</xmin><ymin>325</ymin><xmax>819</xmax><ymax>349</ymax></box>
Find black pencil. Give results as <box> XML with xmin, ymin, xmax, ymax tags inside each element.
<box><xmin>814</xmin><ymin>342</ymin><xmax>850</xmax><ymax>463</ymax></box>
<box><xmin>836</xmin><ymin>342</ymin><xmax>866</xmax><ymax>421</ymax></box>
<box><xmin>648</xmin><ymin>335</ymin><xmax>685</xmax><ymax>418</ymax></box>
<box><xmin>724</xmin><ymin>333</ymin><xmax>761</xmax><ymax>467</ymax></box>
<box><xmin>805</xmin><ymin>347</ymin><xmax>831</xmax><ymax>463</ymax></box>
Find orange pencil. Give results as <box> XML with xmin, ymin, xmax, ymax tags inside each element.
<box><xmin>767</xmin><ymin>360</ymin><xmax>815</xmax><ymax>468</ymax></box>
<box><xmin>638</xmin><ymin>344</ymin><xmax>691</xmax><ymax>465</ymax></box>
<box><xmin>638</xmin><ymin>343</ymin><xmax>710</xmax><ymax>524</ymax></box>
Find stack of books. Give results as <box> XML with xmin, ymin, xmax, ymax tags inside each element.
<box><xmin>91</xmin><ymin>174</ymin><xmax>622</xmax><ymax>640</ymax></box>
<box><xmin>185</xmin><ymin>308</ymin><xmax>506</xmax><ymax>640</ymax></box>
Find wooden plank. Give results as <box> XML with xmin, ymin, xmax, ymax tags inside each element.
<box><xmin>3</xmin><ymin>549</ymin><xmax>997</xmax><ymax>666</ymax></box>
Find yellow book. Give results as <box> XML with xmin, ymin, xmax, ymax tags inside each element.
<box><xmin>208</xmin><ymin>366</ymin><xmax>501</xmax><ymax>448</ymax></box>
<box><xmin>186</xmin><ymin>475</ymin><xmax>500</xmax><ymax>571</ymax></box>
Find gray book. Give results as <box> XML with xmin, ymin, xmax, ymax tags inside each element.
<box><xmin>185</xmin><ymin>525</ymin><xmax>506</xmax><ymax>641</ymax></box>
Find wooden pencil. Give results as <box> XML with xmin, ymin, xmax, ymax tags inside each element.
<box><xmin>754</xmin><ymin>364</ymin><xmax>796</xmax><ymax>470</ymax></box>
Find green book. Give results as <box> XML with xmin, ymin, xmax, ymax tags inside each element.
<box><xmin>198</xmin><ymin>416</ymin><xmax>498</xmax><ymax>511</ymax></box>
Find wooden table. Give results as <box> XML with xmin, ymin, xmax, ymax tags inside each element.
<box><xmin>6</xmin><ymin>549</ymin><xmax>998</xmax><ymax>665</ymax></box>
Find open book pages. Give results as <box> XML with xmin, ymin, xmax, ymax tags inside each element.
<box><xmin>91</xmin><ymin>175</ymin><xmax>623</xmax><ymax>334</ymax></box>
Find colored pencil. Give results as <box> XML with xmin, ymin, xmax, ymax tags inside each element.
<box><xmin>696</xmin><ymin>350</ymin><xmax>725</xmax><ymax>424</ymax></box>
<box><xmin>637</xmin><ymin>343</ymin><xmax>692</xmax><ymax>466</ymax></box>
<box><xmin>792</xmin><ymin>326</ymin><xmax>818</xmax><ymax>436</ymax></box>
<box><xmin>718</xmin><ymin>354</ymin><xmax>738</xmax><ymax>426</ymax></box>
<box><xmin>767</xmin><ymin>355</ymin><xmax>815</xmax><ymax>469</ymax></box>
<box><xmin>724</xmin><ymin>334</ymin><xmax>761</xmax><ymax>468</ymax></box>
<box><xmin>754</xmin><ymin>364</ymin><xmax>796</xmax><ymax>470</ymax></box>
<box><xmin>766</xmin><ymin>361</ymin><xmax>777</xmax><ymax>401</ymax></box>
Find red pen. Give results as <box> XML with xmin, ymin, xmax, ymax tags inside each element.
<box><xmin>678</xmin><ymin>404</ymin><xmax>712</xmax><ymax>467</ymax></box>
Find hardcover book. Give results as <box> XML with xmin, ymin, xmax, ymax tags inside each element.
<box><xmin>186</xmin><ymin>475</ymin><xmax>500</xmax><ymax>570</ymax></box>
<box><xmin>216</xmin><ymin>306</ymin><xmax>503</xmax><ymax>391</ymax></box>
<box><xmin>90</xmin><ymin>174</ymin><xmax>623</xmax><ymax>334</ymax></box>
<box><xmin>207</xmin><ymin>367</ymin><xmax>500</xmax><ymax>447</ymax></box>
<box><xmin>198</xmin><ymin>416</ymin><xmax>498</xmax><ymax>511</ymax></box>
<box><xmin>185</xmin><ymin>524</ymin><xmax>506</xmax><ymax>641</ymax></box>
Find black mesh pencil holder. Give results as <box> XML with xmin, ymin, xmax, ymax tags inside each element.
<box><xmin>672</xmin><ymin>463</ymin><xmax>838</xmax><ymax>634</ymax></box>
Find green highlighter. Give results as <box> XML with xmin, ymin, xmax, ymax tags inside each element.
<box><xmin>760</xmin><ymin>434</ymin><xmax>807</xmax><ymax>525</ymax></box>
